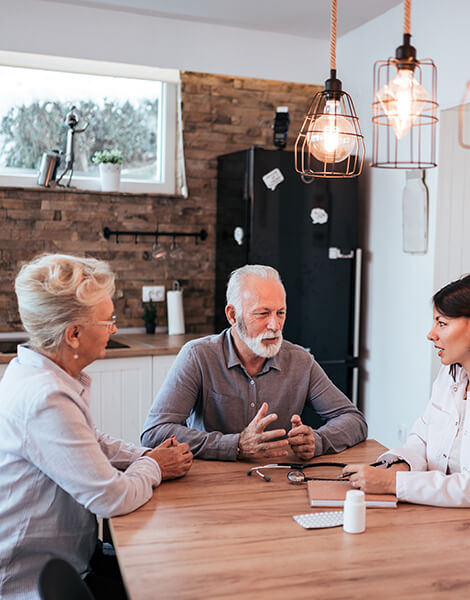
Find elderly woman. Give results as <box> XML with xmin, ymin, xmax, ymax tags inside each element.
<box><xmin>344</xmin><ymin>274</ymin><xmax>470</xmax><ymax>507</ymax></box>
<box><xmin>0</xmin><ymin>254</ymin><xmax>193</xmax><ymax>600</ymax></box>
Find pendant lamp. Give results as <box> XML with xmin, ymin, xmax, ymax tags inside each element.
<box><xmin>295</xmin><ymin>0</ymin><xmax>364</xmax><ymax>178</ymax></box>
<box><xmin>371</xmin><ymin>0</ymin><xmax>438</xmax><ymax>169</ymax></box>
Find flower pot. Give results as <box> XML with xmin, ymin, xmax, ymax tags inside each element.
<box><xmin>145</xmin><ymin>321</ymin><xmax>156</xmax><ymax>334</ymax></box>
<box><xmin>99</xmin><ymin>163</ymin><xmax>121</xmax><ymax>192</ymax></box>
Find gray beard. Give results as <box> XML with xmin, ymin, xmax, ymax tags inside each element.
<box><xmin>235</xmin><ymin>318</ymin><xmax>283</xmax><ymax>358</ymax></box>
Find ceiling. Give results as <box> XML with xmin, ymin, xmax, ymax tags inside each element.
<box><xmin>47</xmin><ymin>0</ymin><xmax>403</xmax><ymax>39</ymax></box>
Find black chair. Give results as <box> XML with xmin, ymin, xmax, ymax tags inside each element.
<box><xmin>38</xmin><ymin>558</ymin><xmax>94</xmax><ymax>600</ymax></box>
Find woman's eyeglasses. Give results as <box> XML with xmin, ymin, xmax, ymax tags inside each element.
<box><xmin>88</xmin><ymin>315</ymin><xmax>117</xmax><ymax>328</ymax></box>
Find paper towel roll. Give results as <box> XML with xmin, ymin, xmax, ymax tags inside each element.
<box><xmin>167</xmin><ymin>289</ymin><xmax>185</xmax><ymax>335</ymax></box>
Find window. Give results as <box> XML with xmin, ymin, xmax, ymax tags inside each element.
<box><xmin>0</xmin><ymin>52</ymin><xmax>178</xmax><ymax>194</ymax></box>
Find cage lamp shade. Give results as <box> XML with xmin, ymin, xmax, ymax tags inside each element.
<box><xmin>371</xmin><ymin>31</ymin><xmax>438</xmax><ymax>169</ymax></box>
<box><xmin>295</xmin><ymin>71</ymin><xmax>365</xmax><ymax>178</ymax></box>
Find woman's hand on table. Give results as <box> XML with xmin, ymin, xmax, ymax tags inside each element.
<box><xmin>146</xmin><ymin>437</ymin><xmax>193</xmax><ymax>480</ymax></box>
<box><xmin>342</xmin><ymin>463</ymin><xmax>401</xmax><ymax>494</ymax></box>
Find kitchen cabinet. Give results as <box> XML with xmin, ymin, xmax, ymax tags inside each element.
<box><xmin>85</xmin><ymin>354</ymin><xmax>177</xmax><ymax>447</ymax></box>
<box><xmin>85</xmin><ymin>356</ymin><xmax>153</xmax><ymax>447</ymax></box>
<box><xmin>152</xmin><ymin>354</ymin><xmax>177</xmax><ymax>399</ymax></box>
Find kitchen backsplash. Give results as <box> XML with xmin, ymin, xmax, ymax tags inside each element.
<box><xmin>0</xmin><ymin>71</ymin><xmax>321</xmax><ymax>333</ymax></box>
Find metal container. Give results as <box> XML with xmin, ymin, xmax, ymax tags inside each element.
<box><xmin>37</xmin><ymin>151</ymin><xmax>60</xmax><ymax>187</ymax></box>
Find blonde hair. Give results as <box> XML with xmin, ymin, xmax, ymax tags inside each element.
<box><xmin>15</xmin><ymin>253</ymin><xmax>115</xmax><ymax>352</ymax></box>
<box><xmin>226</xmin><ymin>264</ymin><xmax>283</xmax><ymax>314</ymax></box>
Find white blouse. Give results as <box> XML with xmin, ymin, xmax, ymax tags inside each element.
<box><xmin>0</xmin><ymin>346</ymin><xmax>161</xmax><ymax>600</ymax></box>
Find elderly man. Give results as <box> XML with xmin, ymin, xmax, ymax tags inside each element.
<box><xmin>141</xmin><ymin>265</ymin><xmax>367</xmax><ymax>460</ymax></box>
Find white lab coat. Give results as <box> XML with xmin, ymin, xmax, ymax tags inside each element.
<box><xmin>379</xmin><ymin>365</ymin><xmax>470</xmax><ymax>507</ymax></box>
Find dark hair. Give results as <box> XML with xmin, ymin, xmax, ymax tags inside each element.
<box><xmin>433</xmin><ymin>274</ymin><xmax>470</xmax><ymax>379</ymax></box>
<box><xmin>433</xmin><ymin>274</ymin><xmax>470</xmax><ymax>318</ymax></box>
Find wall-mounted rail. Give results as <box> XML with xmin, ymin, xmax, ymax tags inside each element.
<box><xmin>103</xmin><ymin>227</ymin><xmax>208</xmax><ymax>244</ymax></box>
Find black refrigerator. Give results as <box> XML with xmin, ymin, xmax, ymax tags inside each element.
<box><xmin>215</xmin><ymin>147</ymin><xmax>362</xmax><ymax>426</ymax></box>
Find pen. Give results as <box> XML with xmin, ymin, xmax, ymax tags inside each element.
<box><xmin>341</xmin><ymin>460</ymin><xmax>385</xmax><ymax>479</ymax></box>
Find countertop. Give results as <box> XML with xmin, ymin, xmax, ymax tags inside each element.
<box><xmin>0</xmin><ymin>332</ymin><xmax>209</xmax><ymax>364</ymax></box>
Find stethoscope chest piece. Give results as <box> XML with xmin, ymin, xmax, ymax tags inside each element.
<box><xmin>287</xmin><ymin>470</ymin><xmax>308</xmax><ymax>485</ymax></box>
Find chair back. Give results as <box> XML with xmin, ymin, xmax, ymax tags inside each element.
<box><xmin>38</xmin><ymin>558</ymin><xmax>94</xmax><ymax>600</ymax></box>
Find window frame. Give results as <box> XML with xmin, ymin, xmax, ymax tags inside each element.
<box><xmin>0</xmin><ymin>51</ymin><xmax>178</xmax><ymax>194</ymax></box>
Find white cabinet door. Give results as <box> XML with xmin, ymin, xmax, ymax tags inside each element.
<box><xmin>151</xmin><ymin>354</ymin><xmax>177</xmax><ymax>400</ymax></box>
<box><xmin>85</xmin><ymin>356</ymin><xmax>152</xmax><ymax>447</ymax></box>
<box><xmin>0</xmin><ymin>364</ymin><xmax>8</xmax><ymax>380</ymax></box>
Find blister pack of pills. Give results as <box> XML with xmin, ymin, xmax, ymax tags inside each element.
<box><xmin>293</xmin><ymin>511</ymin><xmax>344</xmax><ymax>529</ymax></box>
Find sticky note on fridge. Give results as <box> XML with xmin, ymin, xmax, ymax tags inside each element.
<box><xmin>262</xmin><ymin>168</ymin><xmax>284</xmax><ymax>191</ymax></box>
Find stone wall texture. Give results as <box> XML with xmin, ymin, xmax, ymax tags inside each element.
<box><xmin>0</xmin><ymin>71</ymin><xmax>321</xmax><ymax>332</ymax></box>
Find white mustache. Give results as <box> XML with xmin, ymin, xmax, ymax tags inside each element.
<box><xmin>262</xmin><ymin>331</ymin><xmax>281</xmax><ymax>340</ymax></box>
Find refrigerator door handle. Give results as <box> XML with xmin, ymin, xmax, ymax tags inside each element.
<box><xmin>351</xmin><ymin>366</ymin><xmax>359</xmax><ymax>406</ymax></box>
<box><xmin>353</xmin><ymin>248</ymin><xmax>362</xmax><ymax>359</ymax></box>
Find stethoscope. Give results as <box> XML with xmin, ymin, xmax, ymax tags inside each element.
<box><xmin>247</xmin><ymin>461</ymin><xmax>348</xmax><ymax>483</ymax></box>
<box><xmin>247</xmin><ymin>460</ymin><xmax>386</xmax><ymax>484</ymax></box>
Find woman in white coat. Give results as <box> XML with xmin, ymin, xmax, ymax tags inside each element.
<box><xmin>344</xmin><ymin>274</ymin><xmax>470</xmax><ymax>507</ymax></box>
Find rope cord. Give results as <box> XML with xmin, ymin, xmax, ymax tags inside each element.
<box><xmin>330</xmin><ymin>0</ymin><xmax>337</xmax><ymax>71</ymax></box>
<box><xmin>404</xmin><ymin>0</ymin><xmax>411</xmax><ymax>34</ymax></box>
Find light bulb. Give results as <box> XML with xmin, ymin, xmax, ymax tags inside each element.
<box><xmin>306</xmin><ymin>99</ymin><xmax>356</xmax><ymax>163</ymax></box>
<box><xmin>376</xmin><ymin>68</ymin><xmax>430</xmax><ymax>139</ymax></box>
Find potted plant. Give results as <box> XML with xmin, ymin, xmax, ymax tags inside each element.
<box><xmin>91</xmin><ymin>149</ymin><xmax>124</xmax><ymax>192</ymax></box>
<box><xmin>142</xmin><ymin>298</ymin><xmax>157</xmax><ymax>334</ymax></box>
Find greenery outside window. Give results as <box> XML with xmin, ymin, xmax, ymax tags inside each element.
<box><xmin>0</xmin><ymin>52</ymin><xmax>178</xmax><ymax>194</ymax></box>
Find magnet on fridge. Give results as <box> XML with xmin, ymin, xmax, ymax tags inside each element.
<box><xmin>262</xmin><ymin>168</ymin><xmax>284</xmax><ymax>191</ymax></box>
<box><xmin>310</xmin><ymin>207</ymin><xmax>328</xmax><ymax>225</ymax></box>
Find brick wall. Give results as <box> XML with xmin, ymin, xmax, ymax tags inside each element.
<box><xmin>0</xmin><ymin>71</ymin><xmax>321</xmax><ymax>332</ymax></box>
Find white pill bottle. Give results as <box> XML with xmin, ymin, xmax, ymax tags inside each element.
<box><xmin>343</xmin><ymin>489</ymin><xmax>366</xmax><ymax>534</ymax></box>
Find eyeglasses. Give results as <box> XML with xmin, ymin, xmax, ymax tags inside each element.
<box><xmin>88</xmin><ymin>315</ymin><xmax>117</xmax><ymax>327</ymax></box>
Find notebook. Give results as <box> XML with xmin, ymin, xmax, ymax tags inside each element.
<box><xmin>307</xmin><ymin>480</ymin><xmax>397</xmax><ymax>508</ymax></box>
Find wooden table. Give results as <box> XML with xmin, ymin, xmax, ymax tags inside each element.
<box><xmin>110</xmin><ymin>440</ymin><xmax>470</xmax><ymax>599</ymax></box>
